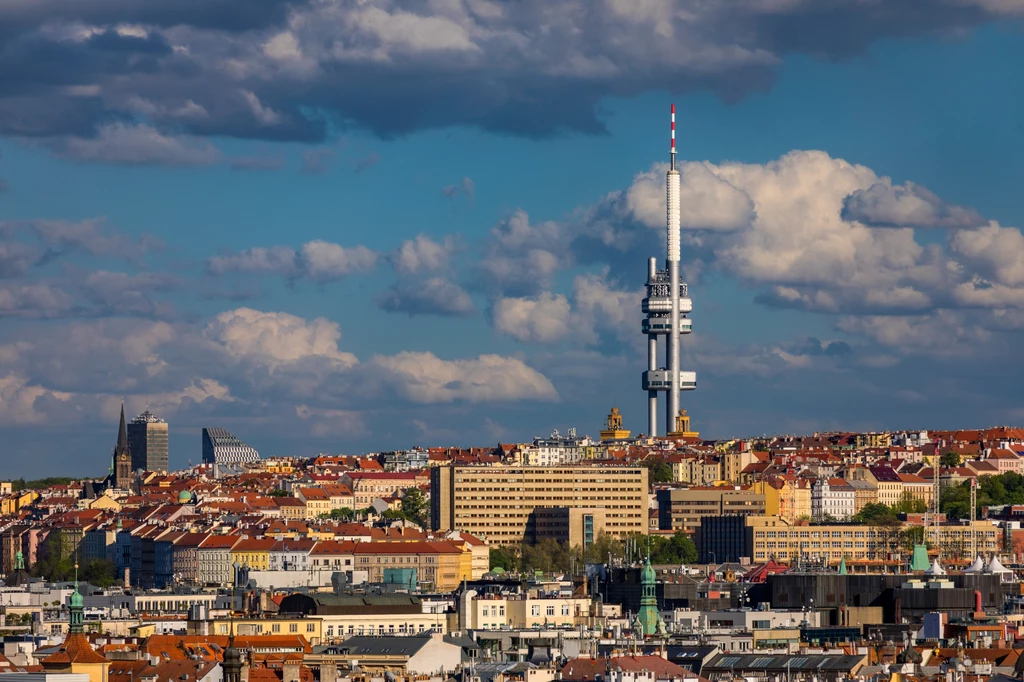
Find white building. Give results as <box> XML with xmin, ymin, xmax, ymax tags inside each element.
<box><xmin>811</xmin><ymin>478</ymin><xmax>856</xmax><ymax>521</ymax></box>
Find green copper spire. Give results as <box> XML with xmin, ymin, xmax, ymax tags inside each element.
<box><xmin>69</xmin><ymin>563</ymin><xmax>84</xmax><ymax>633</ymax></box>
<box><xmin>636</xmin><ymin>551</ymin><xmax>660</xmax><ymax>637</ymax></box>
<box><xmin>838</xmin><ymin>556</ymin><xmax>847</xmax><ymax>575</ymax></box>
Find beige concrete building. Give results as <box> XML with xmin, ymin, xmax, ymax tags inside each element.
<box><xmin>745</xmin><ymin>516</ymin><xmax>999</xmax><ymax>564</ymax></box>
<box><xmin>461</xmin><ymin>593</ymin><xmax>593</xmax><ymax>630</ymax></box>
<box><xmin>430</xmin><ymin>465</ymin><xmax>648</xmax><ymax>546</ymax></box>
<box><xmin>656</xmin><ymin>487</ymin><xmax>765</xmax><ymax>534</ymax></box>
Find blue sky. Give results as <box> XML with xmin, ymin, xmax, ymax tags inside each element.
<box><xmin>0</xmin><ymin>2</ymin><xmax>1022</xmax><ymax>477</ymax></box>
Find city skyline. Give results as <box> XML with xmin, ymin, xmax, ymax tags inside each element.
<box><xmin>0</xmin><ymin>4</ymin><xmax>1023</xmax><ymax>477</ymax></box>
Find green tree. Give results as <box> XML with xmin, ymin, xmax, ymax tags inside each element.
<box><xmin>892</xmin><ymin>491</ymin><xmax>927</xmax><ymax>515</ymax></box>
<box><xmin>940</xmin><ymin>452</ymin><xmax>962</xmax><ymax>468</ymax></box>
<box><xmin>320</xmin><ymin>507</ymin><xmax>356</xmax><ymax>521</ymax></box>
<box><xmin>268</xmin><ymin>489</ymin><xmax>290</xmax><ymax>497</ymax></box>
<box><xmin>400</xmin><ymin>487</ymin><xmax>428</xmax><ymax>527</ymax></box>
<box><xmin>641</xmin><ymin>457</ymin><xmax>675</xmax><ymax>484</ymax></box>
<box><xmin>489</xmin><ymin>546</ymin><xmax>520</xmax><ymax>572</ymax></box>
<box><xmin>853</xmin><ymin>502</ymin><xmax>898</xmax><ymax>525</ymax></box>
<box><xmin>80</xmin><ymin>559</ymin><xmax>117</xmax><ymax>588</ymax></box>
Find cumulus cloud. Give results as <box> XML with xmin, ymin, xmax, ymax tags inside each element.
<box><xmin>390</xmin><ymin>235</ymin><xmax>456</xmax><ymax>276</ymax></box>
<box><xmin>377</xmin><ymin>277</ymin><xmax>476</xmax><ymax>317</ymax></box>
<box><xmin>207</xmin><ymin>240</ymin><xmax>378</xmax><ymax>281</ymax></box>
<box><xmin>950</xmin><ymin>222</ymin><xmax>1024</xmax><ymax>287</ymax></box>
<box><xmin>842</xmin><ymin>180</ymin><xmax>984</xmax><ymax>229</ymax></box>
<box><xmin>205</xmin><ymin>307</ymin><xmax>359</xmax><ymax>367</ymax></box>
<box><xmin>475</xmin><ymin>210</ymin><xmax>567</xmax><ymax>296</ymax></box>
<box><xmin>371</xmin><ymin>352</ymin><xmax>558</xmax><ymax>404</ymax></box>
<box><xmin>492</xmin><ymin>273</ymin><xmax>639</xmax><ymax>345</ymax></box>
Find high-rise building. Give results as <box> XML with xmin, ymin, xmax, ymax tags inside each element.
<box><xmin>430</xmin><ymin>464</ymin><xmax>648</xmax><ymax>546</ymax></box>
<box><xmin>128</xmin><ymin>410</ymin><xmax>169</xmax><ymax>473</ymax></box>
<box><xmin>202</xmin><ymin>427</ymin><xmax>260</xmax><ymax>465</ymax></box>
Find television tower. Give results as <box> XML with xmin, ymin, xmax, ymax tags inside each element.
<box><xmin>642</xmin><ymin>105</ymin><xmax>696</xmax><ymax>436</ymax></box>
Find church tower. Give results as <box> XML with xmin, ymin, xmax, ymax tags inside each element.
<box><xmin>42</xmin><ymin>566</ymin><xmax>110</xmax><ymax>682</ymax></box>
<box><xmin>113</xmin><ymin>403</ymin><xmax>133</xmax><ymax>490</ymax></box>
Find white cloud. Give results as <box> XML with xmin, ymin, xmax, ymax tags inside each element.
<box><xmin>205</xmin><ymin>308</ymin><xmax>359</xmax><ymax>367</ymax></box>
<box><xmin>492</xmin><ymin>273</ymin><xmax>639</xmax><ymax>345</ymax></box>
<box><xmin>371</xmin><ymin>352</ymin><xmax>558</xmax><ymax>404</ymax></box>
<box><xmin>950</xmin><ymin>222</ymin><xmax>1024</xmax><ymax>287</ymax></box>
<box><xmin>390</xmin><ymin>235</ymin><xmax>456</xmax><ymax>275</ymax></box>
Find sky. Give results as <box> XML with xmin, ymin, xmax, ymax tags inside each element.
<box><xmin>1</xmin><ymin>1</ymin><xmax>1023</xmax><ymax>478</ymax></box>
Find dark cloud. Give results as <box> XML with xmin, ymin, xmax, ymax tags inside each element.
<box><xmin>0</xmin><ymin>0</ymin><xmax>1014</xmax><ymax>150</ymax></box>
<box><xmin>376</xmin><ymin>277</ymin><xmax>476</xmax><ymax>317</ymax></box>
<box><xmin>842</xmin><ymin>180</ymin><xmax>985</xmax><ymax>229</ymax></box>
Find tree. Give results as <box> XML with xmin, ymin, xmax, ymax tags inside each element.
<box><xmin>641</xmin><ymin>457</ymin><xmax>675</xmax><ymax>484</ymax></box>
<box><xmin>892</xmin><ymin>492</ymin><xmax>927</xmax><ymax>515</ymax></box>
<box><xmin>80</xmin><ymin>559</ymin><xmax>116</xmax><ymax>588</ymax></box>
<box><xmin>320</xmin><ymin>508</ymin><xmax>355</xmax><ymax>521</ymax></box>
<box><xmin>400</xmin><ymin>488</ymin><xmax>428</xmax><ymax>527</ymax></box>
<box><xmin>489</xmin><ymin>546</ymin><xmax>520</xmax><ymax>572</ymax></box>
<box><xmin>853</xmin><ymin>503</ymin><xmax>898</xmax><ymax>525</ymax></box>
<box><xmin>268</xmin><ymin>489</ymin><xmax>290</xmax><ymax>497</ymax></box>
<box><xmin>940</xmin><ymin>452</ymin><xmax>962</xmax><ymax>468</ymax></box>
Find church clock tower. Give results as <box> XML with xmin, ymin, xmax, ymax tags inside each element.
<box><xmin>113</xmin><ymin>402</ymin><xmax>133</xmax><ymax>490</ymax></box>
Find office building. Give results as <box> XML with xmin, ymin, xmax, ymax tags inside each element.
<box><xmin>201</xmin><ymin>427</ymin><xmax>260</xmax><ymax>465</ymax></box>
<box><xmin>430</xmin><ymin>464</ymin><xmax>648</xmax><ymax>546</ymax></box>
<box><xmin>656</xmin><ymin>487</ymin><xmax>765</xmax><ymax>534</ymax></box>
<box><xmin>696</xmin><ymin>515</ymin><xmax>749</xmax><ymax>563</ymax></box>
<box><xmin>128</xmin><ymin>409</ymin><xmax>169</xmax><ymax>472</ymax></box>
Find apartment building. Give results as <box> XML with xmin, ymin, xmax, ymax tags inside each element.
<box><xmin>430</xmin><ymin>465</ymin><xmax>648</xmax><ymax>546</ymax></box>
<box><xmin>656</xmin><ymin>487</ymin><xmax>766</xmax><ymax>535</ymax></box>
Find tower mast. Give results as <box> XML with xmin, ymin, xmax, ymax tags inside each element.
<box><xmin>667</xmin><ymin>105</ymin><xmax>681</xmax><ymax>435</ymax></box>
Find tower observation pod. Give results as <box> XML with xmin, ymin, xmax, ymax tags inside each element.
<box><xmin>642</xmin><ymin>104</ymin><xmax>696</xmax><ymax>437</ymax></box>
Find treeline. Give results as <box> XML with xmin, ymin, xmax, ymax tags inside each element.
<box><xmin>942</xmin><ymin>471</ymin><xmax>1024</xmax><ymax>519</ymax></box>
<box><xmin>30</xmin><ymin>555</ymin><xmax>117</xmax><ymax>587</ymax></box>
<box><xmin>11</xmin><ymin>477</ymin><xmax>75</xmax><ymax>492</ymax></box>
<box><xmin>489</xmin><ymin>531</ymin><xmax>697</xmax><ymax>573</ymax></box>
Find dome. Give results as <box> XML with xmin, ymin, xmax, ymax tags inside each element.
<box><xmin>178</xmin><ymin>490</ymin><xmax>193</xmax><ymax>504</ymax></box>
<box><xmin>70</xmin><ymin>587</ymin><xmax>84</xmax><ymax>609</ymax></box>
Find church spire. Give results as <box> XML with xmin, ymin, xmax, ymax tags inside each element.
<box><xmin>116</xmin><ymin>401</ymin><xmax>129</xmax><ymax>456</ymax></box>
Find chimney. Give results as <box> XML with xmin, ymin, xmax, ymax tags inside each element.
<box><xmin>240</xmin><ymin>666</ymin><xmax>249</xmax><ymax>682</ymax></box>
<box><xmin>283</xmin><ymin>661</ymin><xmax>301</xmax><ymax>682</ymax></box>
<box><xmin>320</xmin><ymin>663</ymin><xmax>338</xmax><ymax>682</ymax></box>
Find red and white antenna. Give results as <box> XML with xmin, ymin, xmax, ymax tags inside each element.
<box><xmin>670</xmin><ymin>104</ymin><xmax>676</xmax><ymax>169</ymax></box>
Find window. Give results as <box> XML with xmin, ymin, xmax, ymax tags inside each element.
<box><xmin>307</xmin><ymin>623</ymin><xmax>315</xmax><ymax>632</ymax></box>
<box><xmin>531</xmin><ymin>606</ymin><xmax>540</xmax><ymax>617</ymax></box>
<box><xmin>546</xmin><ymin>606</ymin><xmax>555</xmax><ymax>617</ymax></box>
<box><xmin>272</xmin><ymin>624</ymin><xmax>281</xmax><ymax>633</ymax></box>
<box><xmin>289</xmin><ymin>623</ymin><xmax>298</xmax><ymax>633</ymax></box>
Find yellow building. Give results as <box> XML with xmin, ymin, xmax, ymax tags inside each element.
<box><xmin>745</xmin><ymin>516</ymin><xmax>999</xmax><ymax>564</ymax></box>
<box><xmin>668</xmin><ymin>409</ymin><xmax>699</xmax><ymax>439</ymax></box>
<box><xmin>599</xmin><ymin>407</ymin><xmax>631</xmax><ymax>441</ymax></box>
<box><xmin>656</xmin><ymin>487</ymin><xmax>765</xmax><ymax>534</ymax></box>
<box><xmin>353</xmin><ymin>541</ymin><xmax>467</xmax><ymax>591</ymax></box>
<box><xmin>1</xmin><ymin>490</ymin><xmax>38</xmax><ymax>515</ymax></box>
<box><xmin>197</xmin><ymin>615</ymin><xmax>323</xmax><ymax>645</ymax></box>
<box><xmin>231</xmin><ymin>537</ymin><xmax>275</xmax><ymax>571</ymax></box>
<box><xmin>88</xmin><ymin>494</ymin><xmax>122</xmax><ymax>512</ymax></box>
